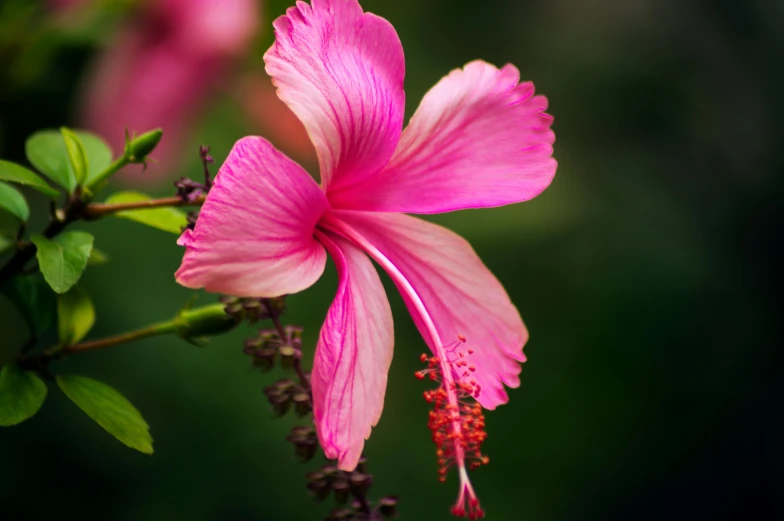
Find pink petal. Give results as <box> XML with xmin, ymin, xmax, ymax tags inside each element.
<box><xmin>328</xmin><ymin>60</ymin><xmax>557</xmax><ymax>213</ymax></box>
<box><xmin>312</xmin><ymin>230</ymin><xmax>394</xmax><ymax>470</ymax></box>
<box><xmin>264</xmin><ymin>0</ymin><xmax>405</xmax><ymax>191</ymax></box>
<box><xmin>332</xmin><ymin>210</ymin><xmax>527</xmax><ymax>409</ymax></box>
<box><xmin>176</xmin><ymin>137</ymin><xmax>329</xmax><ymax>297</ymax></box>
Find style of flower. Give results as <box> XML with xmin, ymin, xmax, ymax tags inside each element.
<box><xmin>175</xmin><ymin>0</ymin><xmax>556</xmax><ymax>516</ymax></box>
<box><xmin>79</xmin><ymin>0</ymin><xmax>259</xmax><ymax>179</ymax></box>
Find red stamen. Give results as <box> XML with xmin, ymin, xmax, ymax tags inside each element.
<box><xmin>416</xmin><ymin>341</ymin><xmax>488</xmax><ymax>519</ymax></box>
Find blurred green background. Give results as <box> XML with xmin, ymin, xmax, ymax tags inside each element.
<box><xmin>1</xmin><ymin>0</ymin><xmax>782</xmax><ymax>519</ymax></box>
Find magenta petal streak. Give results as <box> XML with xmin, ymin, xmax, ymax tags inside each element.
<box><xmin>176</xmin><ymin>137</ymin><xmax>328</xmax><ymax>297</ymax></box>
<box><xmin>329</xmin><ymin>60</ymin><xmax>556</xmax><ymax>213</ymax></box>
<box><xmin>264</xmin><ymin>0</ymin><xmax>406</xmax><ymax>190</ymax></box>
<box><xmin>311</xmin><ymin>230</ymin><xmax>394</xmax><ymax>471</ymax></box>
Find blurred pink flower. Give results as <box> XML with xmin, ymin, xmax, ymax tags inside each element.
<box><xmin>239</xmin><ymin>73</ymin><xmax>317</xmax><ymax>167</ymax></box>
<box><xmin>176</xmin><ymin>0</ymin><xmax>556</xmax><ymax>516</ymax></box>
<box><xmin>79</xmin><ymin>0</ymin><xmax>260</xmax><ymax>179</ymax></box>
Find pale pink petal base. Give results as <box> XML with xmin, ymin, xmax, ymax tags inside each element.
<box><xmin>331</xmin><ymin>210</ymin><xmax>528</xmax><ymax>409</ymax></box>
<box><xmin>264</xmin><ymin>0</ymin><xmax>406</xmax><ymax>190</ymax></box>
<box><xmin>329</xmin><ymin>60</ymin><xmax>557</xmax><ymax>213</ymax></box>
<box><xmin>312</xmin><ymin>230</ymin><xmax>394</xmax><ymax>470</ymax></box>
<box><xmin>176</xmin><ymin>137</ymin><xmax>329</xmax><ymax>297</ymax></box>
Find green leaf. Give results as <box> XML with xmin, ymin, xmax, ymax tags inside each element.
<box><xmin>0</xmin><ymin>235</ymin><xmax>13</xmax><ymax>254</ymax></box>
<box><xmin>26</xmin><ymin>130</ymin><xmax>72</xmax><ymax>190</ymax></box>
<box><xmin>78</xmin><ymin>132</ymin><xmax>113</xmax><ymax>185</ymax></box>
<box><xmin>1</xmin><ymin>274</ymin><xmax>57</xmax><ymax>336</ymax></box>
<box><xmin>0</xmin><ymin>181</ymin><xmax>29</xmax><ymax>221</ymax></box>
<box><xmin>57</xmin><ymin>375</ymin><xmax>153</xmax><ymax>454</ymax></box>
<box><xmin>87</xmin><ymin>248</ymin><xmax>109</xmax><ymax>266</ymax></box>
<box><xmin>0</xmin><ymin>160</ymin><xmax>59</xmax><ymax>198</ymax></box>
<box><xmin>58</xmin><ymin>286</ymin><xmax>95</xmax><ymax>346</ymax></box>
<box><xmin>61</xmin><ymin>127</ymin><xmax>89</xmax><ymax>186</ymax></box>
<box><xmin>26</xmin><ymin>130</ymin><xmax>112</xmax><ymax>192</ymax></box>
<box><xmin>31</xmin><ymin>231</ymin><xmax>94</xmax><ymax>294</ymax></box>
<box><xmin>105</xmin><ymin>191</ymin><xmax>187</xmax><ymax>234</ymax></box>
<box><xmin>0</xmin><ymin>364</ymin><xmax>48</xmax><ymax>427</ymax></box>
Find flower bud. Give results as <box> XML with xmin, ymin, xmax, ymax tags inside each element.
<box><xmin>278</xmin><ymin>344</ymin><xmax>298</xmax><ymax>369</ymax></box>
<box><xmin>127</xmin><ymin>129</ymin><xmax>163</xmax><ymax>163</ymax></box>
<box><xmin>286</xmin><ymin>325</ymin><xmax>304</xmax><ymax>347</ymax></box>
<box><xmin>243</xmin><ymin>337</ymin><xmax>263</xmax><ymax>354</ymax></box>
<box><xmin>291</xmin><ymin>391</ymin><xmax>312</xmax><ymax>417</ymax></box>
<box><xmin>286</xmin><ymin>425</ymin><xmax>317</xmax><ymax>461</ymax></box>
<box><xmin>349</xmin><ymin>472</ymin><xmax>372</xmax><ymax>495</ymax></box>
<box><xmin>241</xmin><ymin>298</ymin><xmax>264</xmax><ymax>322</ymax></box>
<box><xmin>175</xmin><ymin>303</ymin><xmax>240</xmax><ymax>342</ymax></box>
<box><xmin>379</xmin><ymin>496</ymin><xmax>399</xmax><ymax>518</ymax></box>
<box><xmin>332</xmin><ymin>481</ymin><xmax>350</xmax><ymax>504</ymax></box>
<box><xmin>267</xmin><ymin>392</ymin><xmax>290</xmax><ymax>417</ymax></box>
<box><xmin>321</xmin><ymin>465</ymin><xmax>339</xmax><ymax>480</ymax></box>
<box><xmin>224</xmin><ymin>301</ymin><xmax>245</xmax><ymax>318</ymax></box>
<box><xmin>251</xmin><ymin>347</ymin><xmax>277</xmax><ymax>371</ymax></box>
<box><xmin>306</xmin><ymin>472</ymin><xmax>330</xmax><ymax>502</ymax></box>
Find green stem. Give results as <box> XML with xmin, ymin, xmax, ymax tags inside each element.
<box><xmin>86</xmin><ymin>155</ymin><xmax>130</xmax><ymax>192</ymax></box>
<box><xmin>56</xmin><ymin>320</ymin><xmax>178</xmax><ymax>355</ymax></box>
<box><xmin>43</xmin><ymin>303</ymin><xmax>235</xmax><ymax>358</ymax></box>
<box><xmin>82</xmin><ymin>194</ymin><xmax>206</xmax><ymax>219</ymax></box>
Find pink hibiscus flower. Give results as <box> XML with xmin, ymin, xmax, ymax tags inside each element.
<box><xmin>79</xmin><ymin>0</ymin><xmax>259</xmax><ymax>179</ymax></box>
<box><xmin>175</xmin><ymin>0</ymin><xmax>556</xmax><ymax>516</ymax></box>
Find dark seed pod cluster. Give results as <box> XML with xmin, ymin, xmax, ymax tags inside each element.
<box><xmin>226</xmin><ymin>295</ymin><xmax>397</xmax><ymax>520</ymax></box>
<box><xmin>307</xmin><ymin>459</ymin><xmax>398</xmax><ymax>520</ymax></box>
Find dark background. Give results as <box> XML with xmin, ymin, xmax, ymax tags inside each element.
<box><xmin>1</xmin><ymin>0</ymin><xmax>782</xmax><ymax>519</ymax></box>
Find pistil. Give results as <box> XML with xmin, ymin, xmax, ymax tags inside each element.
<box><xmin>318</xmin><ymin>217</ymin><xmax>486</xmax><ymax>518</ymax></box>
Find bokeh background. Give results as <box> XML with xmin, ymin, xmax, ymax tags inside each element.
<box><xmin>1</xmin><ymin>0</ymin><xmax>782</xmax><ymax>520</ymax></box>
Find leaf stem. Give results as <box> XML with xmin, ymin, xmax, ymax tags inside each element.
<box><xmin>82</xmin><ymin>194</ymin><xmax>206</xmax><ymax>219</ymax></box>
<box><xmin>55</xmin><ymin>320</ymin><xmax>178</xmax><ymax>355</ymax></box>
<box><xmin>86</xmin><ymin>155</ymin><xmax>130</xmax><ymax>191</ymax></box>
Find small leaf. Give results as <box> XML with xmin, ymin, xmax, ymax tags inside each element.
<box><xmin>87</xmin><ymin>248</ymin><xmax>109</xmax><ymax>266</ymax></box>
<box><xmin>0</xmin><ymin>364</ymin><xmax>48</xmax><ymax>427</ymax></box>
<box><xmin>1</xmin><ymin>274</ymin><xmax>57</xmax><ymax>336</ymax></box>
<box><xmin>57</xmin><ymin>375</ymin><xmax>153</xmax><ymax>454</ymax></box>
<box><xmin>105</xmin><ymin>191</ymin><xmax>187</xmax><ymax>234</ymax></box>
<box><xmin>58</xmin><ymin>286</ymin><xmax>95</xmax><ymax>346</ymax></box>
<box><xmin>32</xmin><ymin>231</ymin><xmax>94</xmax><ymax>294</ymax></box>
<box><xmin>26</xmin><ymin>130</ymin><xmax>111</xmax><ymax>192</ymax></box>
<box><xmin>0</xmin><ymin>181</ymin><xmax>29</xmax><ymax>221</ymax></box>
<box><xmin>78</xmin><ymin>132</ymin><xmax>113</xmax><ymax>184</ymax></box>
<box><xmin>26</xmin><ymin>130</ymin><xmax>73</xmax><ymax>190</ymax></box>
<box><xmin>0</xmin><ymin>160</ymin><xmax>59</xmax><ymax>198</ymax></box>
<box><xmin>61</xmin><ymin>128</ymin><xmax>89</xmax><ymax>185</ymax></box>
